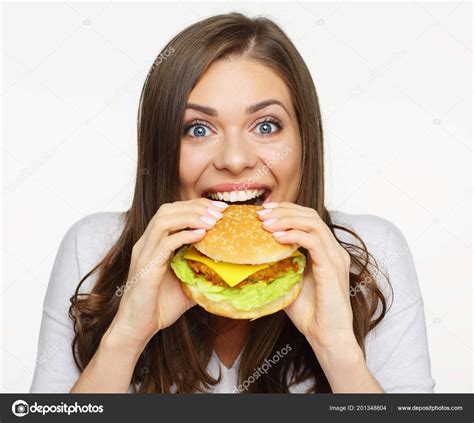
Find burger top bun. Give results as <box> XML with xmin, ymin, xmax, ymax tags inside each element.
<box><xmin>193</xmin><ymin>204</ymin><xmax>298</xmax><ymax>265</ymax></box>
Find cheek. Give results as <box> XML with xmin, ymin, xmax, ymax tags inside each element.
<box><xmin>259</xmin><ymin>140</ymin><xmax>301</xmax><ymax>182</ymax></box>
<box><xmin>179</xmin><ymin>147</ymin><xmax>210</xmax><ymax>191</ymax></box>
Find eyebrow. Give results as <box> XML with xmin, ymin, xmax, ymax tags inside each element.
<box><xmin>185</xmin><ymin>99</ymin><xmax>290</xmax><ymax>118</ymax></box>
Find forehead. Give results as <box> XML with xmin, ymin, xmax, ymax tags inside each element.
<box><xmin>187</xmin><ymin>57</ymin><xmax>293</xmax><ymax>112</ymax></box>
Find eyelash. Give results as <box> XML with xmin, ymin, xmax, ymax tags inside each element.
<box><xmin>183</xmin><ymin>117</ymin><xmax>284</xmax><ymax>138</ymax></box>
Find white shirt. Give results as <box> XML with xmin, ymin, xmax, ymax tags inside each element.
<box><xmin>29</xmin><ymin>210</ymin><xmax>435</xmax><ymax>393</ymax></box>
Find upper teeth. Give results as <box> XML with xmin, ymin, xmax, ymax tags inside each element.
<box><xmin>207</xmin><ymin>189</ymin><xmax>265</xmax><ymax>202</ymax></box>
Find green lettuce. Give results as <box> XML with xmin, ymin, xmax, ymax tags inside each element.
<box><xmin>170</xmin><ymin>246</ymin><xmax>306</xmax><ymax>311</ymax></box>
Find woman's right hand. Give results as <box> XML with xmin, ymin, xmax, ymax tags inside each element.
<box><xmin>105</xmin><ymin>197</ymin><xmax>228</xmax><ymax>352</ymax></box>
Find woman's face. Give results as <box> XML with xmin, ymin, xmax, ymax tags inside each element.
<box><xmin>179</xmin><ymin>56</ymin><xmax>302</xmax><ymax>205</ymax></box>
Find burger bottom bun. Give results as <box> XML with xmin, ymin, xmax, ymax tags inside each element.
<box><xmin>181</xmin><ymin>280</ymin><xmax>303</xmax><ymax>320</ymax></box>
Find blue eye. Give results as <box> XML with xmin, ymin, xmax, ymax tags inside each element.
<box><xmin>183</xmin><ymin>118</ymin><xmax>283</xmax><ymax>139</ymax></box>
<box><xmin>255</xmin><ymin>120</ymin><xmax>281</xmax><ymax>135</ymax></box>
<box><xmin>185</xmin><ymin>123</ymin><xmax>212</xmax><ymax>138</ymax></box>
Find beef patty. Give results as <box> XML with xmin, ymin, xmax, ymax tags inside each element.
<box><xmin>186</xmin><ymin>257</ymin><xmax>299</xmax><ymax>288</ymax></box>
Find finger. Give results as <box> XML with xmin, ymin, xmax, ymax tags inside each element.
<box><xmin>262</xmin><ymin>201</ymin><xmax>309</xmax><ymax>212</ymax></box>
<box><xmin>261</xmin><ymin>214</ymin><xmax>342</xmax><ymax>267</ymax></box>
<box><xmin>272</xmin><ymin>229</ymin><xmax>335</xmax><ymax>275</ymax></box>
<box><xmin>272</xmin><ymin>228</ymin><xmax>349</xmax><ymax>290</ymax></box>
<box><xmin>159</xmin><ymin>197</ymin><xmax>227</xmax><ymax>218</ymax></box>
<box><xmin>274</xmin><ymin>225</ymin><xmax>339</xmax><ymax>271</ymax></box>
<box><xmin>259</xmin><ymin>206</ymin><xmax>350</xmax><ymax>270</ymax></box>
<box><xmin>136</xmin><ymin>229</ymin><xmax>206</xmax><ymax>282</ymax></box>
<box><xmin>257</xmin><ymin>205</ymin><xmax>315</xmax><ymax>220</ymax></box>
<box><xmin>154</xmin><ymin>229</ymin><xmax>207</xmax><ymax>264</ymax></box>
<box><xmin>134</xmin><ymin>198</ymin><xmax>228</xmax><ymax>254</ymax></box>
<box><xmin>161</xmin><ymin>267</ymin><xmax>197</xmax><ymax>308</ymax></box>
<box><xmin>139</xmin><ymin>210</ymin><xmax>218</xmax><ymax>261</ymax></box>
<box><xmin>141</xmin><ymin>197</ymin><xmax>227</xmax><ymax>246</ymax></box>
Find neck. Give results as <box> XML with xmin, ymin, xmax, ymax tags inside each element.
<box><xmin>215</xmin><ymin>316</ymin><xmax>250</xmax><ymax>332</ymax></box>
<box><xmin>213</xmin><ymin>317</ymin><xmax>251</xmax><ymax>368</ymax></box>
<box><xmin>214</xmin><ymin>316</ymin><xmax>251</xmax><ymax>349</ymax></box>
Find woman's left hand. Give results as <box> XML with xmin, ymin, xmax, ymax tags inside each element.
<box><xmin>257</xmin><ymin>202</ymin><xmax>356</xmax><ymax>351</ymax></box>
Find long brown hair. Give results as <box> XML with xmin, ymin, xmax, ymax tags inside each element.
<box><xmin>69</xmin><ymin>12</ymin><xmax>392</xmax><ymax>393</ymax></box>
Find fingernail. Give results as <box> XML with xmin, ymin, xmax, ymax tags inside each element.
<box><xmin>263</xmin><ymin>218</ymin><xmax>278</xmax><ymax>226</ymax></box>
<box><xmin>207</xmin><ymin>207</ymin><xmax>223</xmax><ymax>219</ymax></box>
<box><xmin>193</xmin><ymin>228</ymin><xmax>206</xmax><ymax>234</ymax></box>
<box><xmin>211</xmin><ymin>201</ymin><xmax>228</xmax><ymax>209</ymax></box>
<box><xmin>273</xmin><ymin>231</ymin><xmax>287</xmax><ymax>237</ymax></box>
<box><xmin>257</xmin><ymin>209</ymin><xmax>272</xmax><ymax>216</ymax></box>
<box><xmin>263</xmin><ymin>202</ymin><xmax>279</xmax><ymax>209</ymax></box>
<box><xmin>200</xmin><ymin>215</ymin><xmax>216</xmax><ymax>226</ymax></box>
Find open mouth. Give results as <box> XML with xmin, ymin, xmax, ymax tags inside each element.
<box><xmin>203</xmin><ymin>188</ymin><xmax>271</xmax><ymax>206</ymax></box>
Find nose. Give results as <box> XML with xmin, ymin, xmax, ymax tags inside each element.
<box><xmin>213</xmin><ymin>132</ymin><xmax>258</xmax><ymax>175</ymax></box>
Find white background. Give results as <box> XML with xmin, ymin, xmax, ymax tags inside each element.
<box><xmin>1</xmin><ymin>1</ymin><xmax>472</xmax><ymax>392</ymax></box>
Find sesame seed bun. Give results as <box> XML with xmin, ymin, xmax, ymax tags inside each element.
<box><xmin>193</xmin><ymin>205</ymin><xmax>298</xmax><ymax>265</ymax></box>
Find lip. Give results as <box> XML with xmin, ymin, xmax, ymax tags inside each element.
<box><xmin>201</xmin><ymin>183</ymin><xmax>272</xmax><ymax>203</ymax></box>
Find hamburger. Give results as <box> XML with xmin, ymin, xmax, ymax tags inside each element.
<box><xmin>170</xmin><ymin>205</ymin><xmax>306</xmax><ymax>319</ymax></box>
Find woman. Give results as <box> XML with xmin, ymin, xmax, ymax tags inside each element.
<box><xmin>30</xmin><ymin>13</ymin><xmax>435</xmax><ymax>393</ymax></box>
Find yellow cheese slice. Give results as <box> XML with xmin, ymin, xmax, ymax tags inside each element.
<box><xmin>184</xmin><ymin>246</ymin><xmax>302</xmax><ymax>287</ymax></box>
